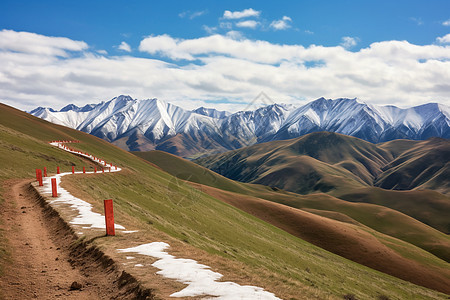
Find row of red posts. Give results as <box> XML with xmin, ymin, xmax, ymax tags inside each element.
<box><xmin>49</xmin><ymin>140</ymin><xmax>80</xmax><ymax>143</ymax></box>
<box><xmin>54</xmin><ymin>142</ymin><xmax>118</xmax><ymax>171</ymax></box>
<box><xmin>34</xmin><ymin>140</ymin><xmax>117</xmax><ymax>236</ymax></box>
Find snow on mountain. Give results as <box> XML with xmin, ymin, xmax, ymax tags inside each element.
<box><xmin>29</xmin><ymin>95</ymin><xmax>450</xmax><ymax>156</ymax></box>
<box><xmin>193</xmin><ymin>107</ymin><xmax>230</xmax><ymax>119</ymax></box>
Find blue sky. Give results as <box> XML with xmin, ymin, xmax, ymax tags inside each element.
<box><xmin>1</xmin><ymin>0</ymin><xmax>450</xmax><ymax>111</ymax></box>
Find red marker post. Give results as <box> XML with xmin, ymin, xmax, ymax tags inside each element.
<box><xmin>83</xmin><ymin>167</ymin><xmax>85</xmax><ymax>173</ymax></box>
<box><xmin>43</xmin><ymin>167</ymin><xmax>47</xmax><ymax>177</ymax></box>
<box><xmin>94</xmin><ymin>167</ymin><xmax>97</xmax><ymax>173</ymax></box>
<box><xmin>35</xmin><ymin>168</ymin><xmax>39</xmax><ymax>181</ymax></box>
<box><xmin>104</xmin><ymin>199</ymin><xmax>115</xmax><ymax>236</ymax></box>
<box><xmin>57</xmin><ymin>166</ymin><xmax>60</xmax><ymax>174</ymax></box>
<box><xmin>37</xmin><ymin>169</ymin><xmax>43</xmax><ymax>186</ymax></box>
<box><xmin>51</xmin><ymin>178</ymin><xmax>57</xmax><ymax>197</ymax></box>
<box><xmin>72</xmin><ymin>166</ymin><xmax>75</xmax><ymax>174</ymax></box>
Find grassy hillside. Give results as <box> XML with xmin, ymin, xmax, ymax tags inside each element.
<box><xmin>195</xmin><ymin>132</ymin><xmax>393</xmax><ymax>194</ymax></box>
<box><xmin>136</xmin><ymin>151</ymin><xmax>450</xmax><ymax>286</ymax></box>
<box><xmin>337</xmin><ymin>187</ymin><xmax>450</xmax><ymax>234</ymax></box>
<box><xmin>192</xmin><ymin>182</ymin><xmax>450</xmax><ymax>294</ymax></box>
<box><xmin>193</xmin><ymin>132</ymin><xmax>450</xmax><ymax>234</ymax></box>
<box><xmin>376</xmin><ymin>138</ymin><xmax>450</xmax><ymax>194</ymax></box>
<box><xmin>1</xmin><ymin>103</ymin><xmax>449</xmax><ymax>299</ymax></box>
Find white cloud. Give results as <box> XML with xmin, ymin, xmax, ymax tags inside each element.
<box><xmin>118</xmin><ymin>41</ymin><xmax>131</xmax><ymax>52</ymax></box>
<box><xmin>97</xmin><ymin>50</ymin><xmax>108</xmax><ymax>55</ymax></box>
<box><xmin>437</xmin><ymin>33</ymin><xmax>450</xmax><ymax>44</ymax></box>
<box><xmin>270</xmin><ymin>16</ymin><xmax>292</xmax><ymax>30</ymax></box>
<box><xmin>236</xmin><ymin>20</ymin><xmax>260</xmax><ymax>29</ymax></box>
<box><xmin>223</xmin><ymin>8</ymin><xmax>260</xmax><ymax>19</ymax></box>
<box><xmin>203</xmin><ymin>25</ymin><xmax>217</xmax><ymax>34</ymax></box>
<box><xmin>226</xmin><ymin>31</ymin><xmax>244</xmax><ymax>40</ymax></box>
<box><xmin>179</xmin><ymin>10</ymin><xmax>207</xmax><ymax>20</ymax></box>
<box><xmin>2</xmin><ymin>29</ymin><xmax>450</xmax><ymax>113</ymax></box>
<box><xmin>0</xmin><ymin>29</ymin><xmax>87</xmax><ymax>57</ymax></box>
<box><xmin>442</xmin><ymin>19</ymin><xmax>450</xmax><ymax>26</ymax></box>
<box><xmin>341</xmin><ymin>36</ymin><xmax>358</xmax><ymax>49</ymax></box>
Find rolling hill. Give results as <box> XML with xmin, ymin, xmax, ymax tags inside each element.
<box><xmin>195</xmin><ymin>132</ymin><xmax>393</xmax><ymax>194</ymax></box>
<box><xmin>194</xmin><ymin>132</ymin><xmax>450</xmax><ymax>234</ymax></box>
<box><xmin>135</xmin><ymin>149</ymin><xmax>450</xmax><ymax>293</ymax></box>
<box><xmin>1</xmin><ymin>103</ymin><xmax>450</xmax><ymax>299</ymax></box>
<box><xmin>376</xmin><ymin>137</ymin><xmax>450</xmax><ymax>194</ymax></box>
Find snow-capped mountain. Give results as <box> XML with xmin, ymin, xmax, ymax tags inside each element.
<box><xmin>30</xmin><ymin>95</ymin><xmax>449</xmax><ymax>157</ymax></box>
<box><xmin>193</xmin><ymin>107</ymin><xmax>230</xmax><ymax>119</ymax></box>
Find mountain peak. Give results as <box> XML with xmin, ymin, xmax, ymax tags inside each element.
<box><xmin>193</xmin><ymin>107</ymin><xmax>230</xmax><ymax>119</ymax></box>
<box><xmin>60</xmin><ymin>104</ymin><xmax>80</xmax><ymax>112</ymax></box>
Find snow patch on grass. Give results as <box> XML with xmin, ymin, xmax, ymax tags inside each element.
<box><xmin>118</xmin><ymin>242</ymin><xmax>281</xmax><ymax>299</ymax></box>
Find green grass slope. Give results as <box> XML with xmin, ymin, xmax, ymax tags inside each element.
<box><xmin>337</xmin><ymin>187</ymin><xmax>450</xmax><ymax>234</ymax></box>
<box><xmin>0</xmin><ymin>103</ymin><xmax>449</xmax><ymax>299</ymax></box>
<box><xmin>137</xmin><ymin>148</ymin><xmax>450</xmax><ymax>263</ymax></box>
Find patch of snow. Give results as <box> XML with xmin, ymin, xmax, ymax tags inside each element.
<box><xmin>118</xmin><ymin>242</ymin><xmax>281</xmax><ymax>299</ymax></box>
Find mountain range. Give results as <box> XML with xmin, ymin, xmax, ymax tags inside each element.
<box><xmin>30</xmin><ymin>95</ymin><xmax>450</xmax><ymax>158</ymax></box>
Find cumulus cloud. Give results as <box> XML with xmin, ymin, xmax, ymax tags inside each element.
<box><xmin>236</xmin><ymin>20</ymin><xmax>260</xmax><ymax>29</ymax></box>
<box><xmin>341</xmin><ymin>36</ymin><xmax>358</xmax><ymax>49</ymax></box>
<box><xmin>442</xmin><ymin>19</ymin><xmax>450</xmax><ymax>26</ymax></box>
<box><xmin>118</xmin><ymin>41</ymin><xmax>131</xmax><ymax>52</ymax></box>
<box><xmin>436</xmin><ymin>33</ymin><xmax>450</xmax><ymax>44</ymax></box>
<box><xmin>2</xmin><ymin>29</ymin><xmax>450</xmax><ymax>113</ymax></box>
<box><xmin>223</xmin><ymin>8</ymin><xmax>260</xmax><ymax>19</ymax></box>
<box><xmin>270</xmin><ymin>16</ymin><xmax>292</xmax><ymax>30</ymax></box>
<box><xmin>0</xmin><ymin>29</ymin><xmax>87</xmax><ymax>57</ymax></box>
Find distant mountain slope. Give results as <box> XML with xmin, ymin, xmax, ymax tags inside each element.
<box><xmin>376</xmin><ymin>138</ymin><xmax>450</xmax><ymax>194</ymax></box>
<box><xmin>30</xmin><ymin>95</ymin><xmax>450</xmax><ymax>157</ymax></box>
<box><xmin>195</xmin><ymin>132</ymin><xmax>395</xmax><ymax>194</ymax></box>
<box><xmin>194</xmin><ymin>132</ymin><xmax>450</xmax><ymax>233</ymax></box>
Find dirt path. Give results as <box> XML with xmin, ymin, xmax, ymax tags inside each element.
<box><xmin>0</xmin><ymin>179</ymin><xmax>114</xmax><ymax>299</ymax></box>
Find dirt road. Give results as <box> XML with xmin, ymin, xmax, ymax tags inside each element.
<box><xmin>0</xmin><ymin>179</ymin><xmax>116</xmax><ymax>299</ymax></box>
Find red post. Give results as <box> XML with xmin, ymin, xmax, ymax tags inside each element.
<box><xmin>35</xmin><ymin>168</ymin><xmax>39</xmax><ymax>181</ymax></box>
<box><xmin>104</xmin><ymin>199</ymin><xmax>115</xmax><ymax>236</ymax></box>
<box><xmin>94</xmin><ymin>167</ymin><xmax>97</xmax><ymax>173</ymax></box>
<box><xmin>102</xmin><ymin>168</ymin><xmax>104</xmax><ymax>173</ymax></box>
<box><xmin>43</xmin><ymin>167</ymin><xmax>47</xmax><ymax>177</ymax></box>
<box><xmin>37</xmin><ymin>169</ymin><xmax>43</xmax><ymax>186</ymax></box>
<box><xmin>51</xmin><ymin>178</ymin><xmax>57</xmax><ymax>197</ymax></box>
<box><xmin>83</xmin><ymin>167</ymin><xmax>85</xmax><ymax>173</ymax></box>
<box><xmin>57</xmin><ymin>166</ymin><xmax>60</xmax><ymax>174</ymax></box>
<box><xmin>72</xmin><ymin>166</ymin><xmax>75</xmax><ymax>174</ymax></box>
